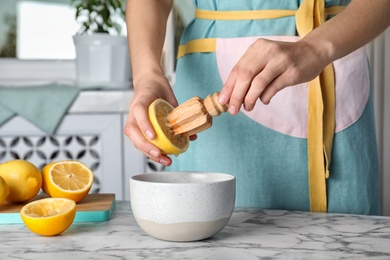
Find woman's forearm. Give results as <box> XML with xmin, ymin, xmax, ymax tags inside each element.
<box><xmin>302</xmin><ymin>0</ymin><xmax>390</xmax><ymax>64</ymax></box>
<box><xmin>126</xmin><ymin>0</ymin><xmax>173</xmax><ymax>87</ymax></box>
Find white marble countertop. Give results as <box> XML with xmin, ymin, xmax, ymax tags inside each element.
<box><xmin>1</xmin><ymin>201</ymin><xmax>390</xmax><ymax>260</ymax></box>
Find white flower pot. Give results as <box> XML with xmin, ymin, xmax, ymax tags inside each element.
<box><xmin>73</xmin><ymin>34</ymin><xmax>132</xmax><ymax>88</ymax></box>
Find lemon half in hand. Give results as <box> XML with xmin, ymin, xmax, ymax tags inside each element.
<box><xmin>42</xmin><ymin>160</ymin><xmax>94</xmax><ymax>203</ymax></box>
<box><xmin>147</xmin><ymin>99</ymin><xmax>189</xmax><ymax>156</ymax></box>
<box><xmin>20</xmin><ymin>198</ymin><xmax>76</xmax><ymax>236</ymax></box>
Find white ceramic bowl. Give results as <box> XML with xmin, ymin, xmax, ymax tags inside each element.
<box><xmin>130</xmin><ymin>172</ymin><xmax>236</xmax><ymax>242</ymax></box>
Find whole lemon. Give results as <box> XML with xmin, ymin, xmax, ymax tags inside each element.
<box><xmin>0</xmin><ymin>176</ymin><xmax>10</xmax><ymax>205</ymax></box>
<box><xmin>0</xmin><ymin>160</ymin><xmax>42</xmax><ymax>203</ymax></box>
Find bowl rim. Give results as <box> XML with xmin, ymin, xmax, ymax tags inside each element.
<box><xmin>130</xmin><ymin>171</ymin><xmax>235</xmax><ymax>185</ymax></box>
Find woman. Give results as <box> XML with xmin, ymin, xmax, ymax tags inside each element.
<box><xmin>125</xmin><ymin>0</ymin><xmax>390</xmax><ymax>214</ymax></box>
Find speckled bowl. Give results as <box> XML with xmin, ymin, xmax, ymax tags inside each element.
<box><xmin>130</xmin><ymin>172</ymin><xmax>236</xmax><ymax>242</ymax></box>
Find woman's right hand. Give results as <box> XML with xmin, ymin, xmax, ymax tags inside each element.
<box><xmin>126</xmin><ymin>0</ymin><xmax>180</xmax><ymax>166</ymax></box>
<box><xmin>124</xmin><ymin>72</ymin><xmax>177</xmax><ymax>166</ymax></box>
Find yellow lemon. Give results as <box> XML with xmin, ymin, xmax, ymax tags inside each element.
<box><xmin>42</xmin><ymin>160</ymin><xmax>93</xmax><ymax>203</ymax></box>
<box><xmin>147</xmin><ymin>99</ymin><xmax>189</xmax><ymax>156</ymax></box>
<box><xmin>20</xmin><ymin>197</ymin><xmax>76</xmax><ymax>236</ymax></box>
<box><xmin>0</xmin><ymin>176</ymin><xmax>10</xmax><ymax>205</ymax></box>
<box><xmin>0</xmin><ymin>160</ymin><xmax>42</xmax><ymax>203</ymax></box>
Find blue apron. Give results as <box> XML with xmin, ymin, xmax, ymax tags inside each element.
<box><xmin>168</xmin><ymin>0</ymin><xmax>380</xmax><ymax>215</ymax></box>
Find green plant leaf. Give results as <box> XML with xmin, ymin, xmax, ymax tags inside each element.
<box><xmin>70</xmin><ymin>0</ymin><xmax>125</xmax><ymax>35</ymax></box>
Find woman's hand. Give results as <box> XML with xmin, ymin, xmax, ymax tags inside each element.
<box><xmin>124</xmin><ymin>73</ymin><xmax>178</xmax><ymax>166</ymax></box>
<box><xmin>125</xmin><ymin>0</ymin><xmax>179</xmax><ymax>166</ymax></box>
<box><xmin>219</xmin><ymin>0</ymin><xmax>390</xmax><ymax>115</ymax></box>
<box><xmin>218</xmin><ymin>38</ymin><xmax>329</xmax><ymax>115</ymax></box>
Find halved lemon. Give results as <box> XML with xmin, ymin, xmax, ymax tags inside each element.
<box><xmin>42</xmin><ymin>160</ymin><xmax>94</xmax><ymax>203</ymax></box>
<box><xmin>147</xmin><ymin>99</ymin><xmax>189</xmax><ymax>156</ymax></box>
<box><xmin>20</xmin><ymin>197</ymin><xmax>76</xmax><ymax>236</ymax></box>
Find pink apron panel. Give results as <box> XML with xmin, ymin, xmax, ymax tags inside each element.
<box><xmin>215</xmin><ymin>36</ymin><xmax>370</xmax><ymax>138</ymax></box>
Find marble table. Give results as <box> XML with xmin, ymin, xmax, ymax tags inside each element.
<box><xmin>1</xmin><ymin>201</ymin><xmax>390</xmax><ymax>260</ymax></box>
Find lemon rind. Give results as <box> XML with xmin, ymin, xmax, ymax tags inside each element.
<box><xmin>148</xmin><ymin>99</ymin><xmax>190</xmax><ymax>156</ymax></box>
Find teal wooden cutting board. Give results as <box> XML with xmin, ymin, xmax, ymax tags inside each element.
<box><xmin>0</xmin><ymin>193</ymin><xmax>116</xmax><ymax>224</ymax></box>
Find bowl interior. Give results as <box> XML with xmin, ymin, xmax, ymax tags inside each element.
<box><xmin>131</xmin><ymin>171</ymin><xmax>234</xmax><ymax>184</ymax></box>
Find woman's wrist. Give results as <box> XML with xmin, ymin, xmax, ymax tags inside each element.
<box><xmin>299</xmin><ymin>31</ymin><xmax>335</xmax><ymax>67</ymax></box>
<box><xmin>132</xmin><ymin>68</ymin><xmax>170</xmax><ymax>91</ymax></box>
<box><xmin>132</xmin><ymin>63</ymin><xmax>165</xmax><ymax>84</ymax></box>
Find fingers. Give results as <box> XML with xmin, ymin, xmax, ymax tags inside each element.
<box><xmin>124</xmin><ymin>123</ymin><xmax>173</xmax><ymax>166</ymax></box>
<box><xmin>132</xmin><ymin>100</ymin><xmax>155</xmax><ymax>139</ymax></box>
<box><xmin>125</xmin><ymin>99</ymin><xmax>173</xmax><ymax>166</ymax></box>
<box><xmin>125</xmin><ymin>96</ymin><xmax>198</xmax><ymax>166</ymax></box>
<box><xmin>246</xmin><ymin>58</ymin><xmax>289</xmax><ymax>106</ymax></box>
<box><xmin>218</xmin><ymin>69</ymin><xmax>236</xmax><ymax>106</ymax></box>
<box><xmin>189</xmin><ymin>134</ymin><xmax>198</xmax><ymax>141</ymax></box>
<box><xmin>245</xmin><ymin>65</ymin><xmax>280</xmax><ymax>108</ymax></box>
<box><xmin>219</xmin><ymin>39</ymin><xmax>306</xmax><ymax>113</ymax></box>
<box><xmin>220</xmin><ymin>46</ymin><xmax>266</xmax><ymax>115</ymax></box>
<box><xmin>229</xmin><ymin>64</ymin><xmax>258</xmax><ymax>114</ymax></box>
<box><xmin>259</xmin><ymin>70</ymin><xmax>296</xmax><ymax>105</ymax></box>
<box><xmin>221</xmin><ymin>57</ymin><xmax>281</xmax><ymax>113</ymax></box>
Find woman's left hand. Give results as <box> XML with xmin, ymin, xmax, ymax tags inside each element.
<box><xmin>218</xmin><ymin>38</ymin><xmax>329</xmax><ymax>114</ymax></box>
<box><xmin>219</xmin><ymin>0</ymin><xmax>390</xmax><ymax>115</ymax></box>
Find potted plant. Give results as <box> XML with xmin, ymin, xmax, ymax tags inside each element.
<box><xmin>71</xmin><ymin>0</ymin><xmax>132</xmax><ymax>88</ymax></box>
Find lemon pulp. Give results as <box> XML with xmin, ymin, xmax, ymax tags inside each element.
<box><xmin>42</xmin><ymin>160</ymin><xmax>93</xmax><ymax>203</ymax></box>
<box><xmin>147</xmin><ymin>99</ymin><xmax>189</xmax><ymax>156</ymax></box>
<box><xmin>20</xmin><ymin>197</ymin><xmax>76</xmax><ymax>236</ymax></box>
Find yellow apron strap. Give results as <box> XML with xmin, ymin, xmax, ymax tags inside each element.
<box><xmin>325</xmin><ymin>6</ymin><xmax>346</xmax><ymax>16</ymax></box>
<box><xmin>177</xmin><ymin>38</ymin><xmax>216</xmax><ymax>59</ymax></box>
<box><xmin>296</xmin><ymin>0</ymin><xmax>335</xmax><ymax>212</ymax></box>
<box><xmin>194</xmin><ymin>6</ymin><xmax>345</xmax><ymax>21</ymax></box>
<box><xmin>195</xmin><ymin>9</ymin><xmax>296</xmax><ymax>20</ymax></box>
<box><xmin>179</xmin><ymin>5</ymin><xmax>345</xmax><ymax>58</ymax></box>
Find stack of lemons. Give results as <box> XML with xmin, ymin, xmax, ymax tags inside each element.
<box><xmin>0</xmin><ymin>159</ymin><xmax>94</xmax><ymax>236</ymax></box>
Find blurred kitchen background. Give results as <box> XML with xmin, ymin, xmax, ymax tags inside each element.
<box><xmin>0</xmin><ymin>0</ymin><xmax>389</xmax><ymax>216</ymax></box>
